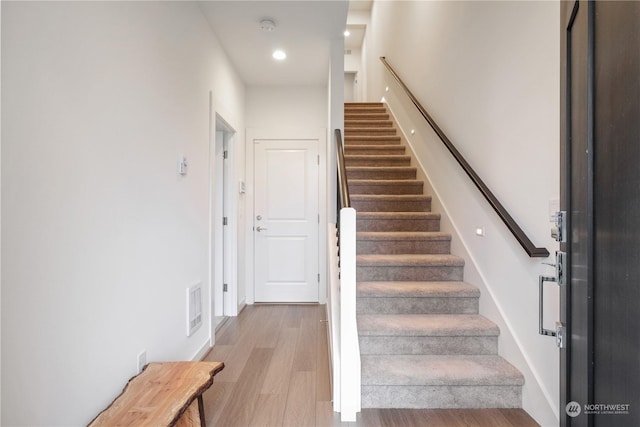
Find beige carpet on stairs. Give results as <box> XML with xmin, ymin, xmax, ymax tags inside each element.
<box><xmin>344</xmin><ymin>102</ymin><xmax>525</xmax><ymax>409</ymax></box>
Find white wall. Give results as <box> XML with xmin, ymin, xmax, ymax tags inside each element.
<box><xmin>344</xmin><ymin>48</ymin><xmax>362</xmax><ymax>73</ymax></box>
<box><xmin>246</xmin><ymin>86</ymin><xmax>328</xmax><ymax>129</ymax></box>
<box><xmin>346</xmin><ymin>9</ymin><xmax>371</xmax><ymax>102</ymax></box>
<box><xmin>1</xmin><ymin>2</ymin><xmax>245</xmax><ymax>425</ymax></box>
<box><xmin>344</xmin><ymin>49</ymin><xmax>362</xmax><ymax>103</ymax></box>
<box><xmin>364</xmin><ymin>1</ymin><xmax>560</xmax><ymax>426</ymax></box>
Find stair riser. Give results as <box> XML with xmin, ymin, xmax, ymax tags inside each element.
<box><xmin>345</xmin><ymin>120</ymin><xmax>393</xmax><ymax>128</ymax></box>
<box><xmin>359</xmin><ymin>336</ymin><xmax>498</xmax><ymax>356</ymax></box>
<box><xmin>356</xmin><ymin>297</ymin><xmax>478</xmax><ymax>315</ymax></box>
<box><xmin>345</xmin><ymin>157</ymin><xmax>411</xmax><ymax>167</ymax></box>
<box><xmin>347</xmin><ymin>169</ymin><xmax>416</xmax><ymax>180</ymax></box>
<box><xmin>356</xmin><ymin>265</ymin><xmax>464</xmax><ymax>282</ymax></box>
<box><xmin>357</xmin><ymin>218</ymin><xmax>440</xmax><ymax>232</ymax></box>
<box><xmin>345</xmin><ymin>137</ymin><xmax>401</xmax><ymax>145</ymax></box>
<box><xmin>350</xmin><ymin>183</ymin><xmax>423</xmax><ymax>195</ymax></box>
<box><xmin>345</xmin><ymin>108</ymin><xmax>387</xmax><ymax>114</ymax></box>
<box><xmin>345</xmin><ymin>147</ymin><xmax>406</xmax><ymax>155</ymax></box>
<box><xmin>357</xmin><ymin>239</ymin><xmax>450</xmax><ymax>254</ymax></box>
<box><xmin>361</xmin><ymin>385</ymin><xmax>522</xmax><ymax>409</ymax></box>
<box><xmin>345</xmin><ymin>128</ymin><xmax>397</xmax><ymax>136</ymax></box>
<box><xmin>351</xmin><ymin>199</ymin><xmax>431</xmax><ymax>212</ymax></box>
<box><xmin>345</xmin><ymin>114</ymin><xmax>390</xmax><ymax>121</ymax></box>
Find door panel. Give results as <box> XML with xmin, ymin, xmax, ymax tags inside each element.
<box><xmin>254</xmin><ymin>140</ymin><xmax>319</xmax><ymax>302</ymax></box>
<box><xmin>561</xmin><ymin>1</ymin><xmax>640</xmax><ymax>426</ymax></box>
<box><xmin>593</xmin><ymin>2</ymin><xmax>640</xmax><ymax>426</ymax></box>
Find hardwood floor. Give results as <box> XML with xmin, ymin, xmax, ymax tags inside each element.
<box><xmin>201</xmin><ymin>304</ymin><xmax>540</xmax><ymax>427</ymax></box>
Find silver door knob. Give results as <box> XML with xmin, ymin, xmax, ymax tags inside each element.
<box><xmin>256</xmin><ymin>226</ymin><xmax>268</xmax><ymax>232</ymax></box>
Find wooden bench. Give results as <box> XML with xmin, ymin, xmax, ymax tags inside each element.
<box><xmin>89</xmin><ymin>361</ymin><xmax>224</xmax><ymax>427</ymax></box>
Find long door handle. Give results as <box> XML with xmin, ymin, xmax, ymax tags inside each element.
<box><xmin>539</xmin><ymin>274</ymin><xmax>566</xmax><ymax>348</ymax></box>
<box><xmin>539</xmin><ymin>275</ymin><xmax>557</xmax><ymax>337</ymax></box>
<box><xmin>256</xmin><ymin>226</ymin><xmax>268</xmax><ymax>232</ymax></box>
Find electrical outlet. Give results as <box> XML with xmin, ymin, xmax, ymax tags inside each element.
<box><xmin>137</xmin><ymin>350</ymin><xmax>147</xmax><ymax>373</ymax></box>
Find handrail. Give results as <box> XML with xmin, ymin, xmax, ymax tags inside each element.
<box><xmin>380</xmin><ymin>57</ymin><xmax>549</xmax><ymax>258</ymax></box>
<box><xmin>336</xmin><ymin>129</ymin><xmax>350</xmax><ymax>210</ymax></box>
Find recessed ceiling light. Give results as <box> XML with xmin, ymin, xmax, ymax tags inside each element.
<box><xmin>344</xmin><ymin>30</ymin><xmax>351</xmax><ymax>37</ymax></box>
<box><xmin>272</xmin><ymin>50</ymin><xmax>287</xmax><ymax>60</ymax></box>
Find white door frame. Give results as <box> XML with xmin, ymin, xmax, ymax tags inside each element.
<box><xmin>245</xmin><ymin>128</ymin><xmax>327</xmax><ymax>305</ymax></box>
<box><xmin>208</xmin><ymin>106</ymin><xmax>239</xmax><ymax>346</ymax></box>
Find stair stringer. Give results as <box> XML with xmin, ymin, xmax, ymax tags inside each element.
<box><xmin>382</xmin><ymin>99</ymin><xmax>559</xmax><ymax>427</ymax></box>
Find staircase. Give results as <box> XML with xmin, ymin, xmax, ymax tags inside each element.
<box><xmin>344</xmin><ymin>102</ymin><xmax>524</xmax><ymax>409</ymax></box>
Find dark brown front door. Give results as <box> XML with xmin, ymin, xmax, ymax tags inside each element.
<box><xmin>560</xmin><ymin>1</ymin><xmax>640</xmax><ymax>426</ymax></box>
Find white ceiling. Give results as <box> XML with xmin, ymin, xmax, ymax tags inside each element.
<box><xmin>348</xmin><ymin>0</ymin><xmax>372</xmax><ymax>12</ymax></box>
<box><xmin>198</xmin><ymin>1</ymin><xmax>349</xmax><ymax>86</ymax></box>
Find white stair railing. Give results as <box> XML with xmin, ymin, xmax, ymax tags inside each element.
<box><xmin>327</xmin><ymin>128</ymin><xmax>361</xmax><ymax>422</ymax></box>
<box><xmin>339</xmin><ymin>207</ymin><xmax>360</xmax><ymax>422</ymax></box>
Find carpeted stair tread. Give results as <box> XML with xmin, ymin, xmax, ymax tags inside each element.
<box><xmin>345</xmin><ymin>155</ymin><xmax>412</xmax><ymax>167</ymax></box>
<box><xmin>357</xmin><ymin>314</ymin><xmax>499</xmax><ymax>337</ymax></box>
<box><xmin>345</xmin><ymin>135</ymin><xmax>402</xmax><ymax>144</ymax></box>
<box><xmin>346</xmin><ymin>148</ymin><xmax>407</xmax><ymax>157</ymax></box>
<box><xmin>347</xmin><ymin>166</ymin><xmax>417</xmax><ymax>180</ymax></box>
<box><xmin>356</xmin><ymin>231</ymin><xmax>450</xmax><ymax>241</ymax></box>
<box><xmin>356</xmin><ymin>212</ymin><xmax>441</xmax><ymax>232</ymax></box>
<box><xmin>350</xmin><ymin>179</ymin><xmax>423</xmax><ymax>186</ymax></box>
<box><xmin>357</xmin><ymin>256</ymin><xmax>462</xmax><ymax>281</ymax></box>
<box><xmin>352</xmin><ymin>194</ymin><xmax>431</xmax><ymax>201</ymax></box>
<box><xmin>350</xmin><ymin>180</ymin><xmax>424</xmax><ymax>196</ymax></box>
<box><xmin>345</xmin><ymin>128</ymin><xmax>397</xmax><ymax>136</ymax></box>
<box><xmin>345</xmin><ymin>145</ymin><xmax>406</xmax><ymax>154</ymax></box>
<box><xmin>351</xmin><ymin>195</ymin><xmax>432</xmax><ymax>212</ymax></box>
<box><xmin>357</xmin><ymin>212</ymin><xmax>440</xmax><ymax>220</ymax></box>
<box><xmin>356</xmin><ymin>232</ymin><xmax>450</xmax><ymax>254</ymax></box>
<box><xmin>345</xmin><ymin>107</ymin><xmax>387</xmax><ymax>113</ymax></box>
<box><xmin>356</xmin><ymin>281</ymin><xmax>480</xmax><ymax>315</ymax></box>
<box><xmin>361</xmin><ymin>355</ymin><xmax>524</xmax><ymax>387</ymax></box>
<box><xmin>345</xmin><ymin>107</ymin><xmax>385</xmax><ymax>111</ymax></box>
<box><xmin>357</xmin><ymin>281</ymin><xmax>480</xmax><ymax>298</ymax></box>
<box><xmin>345</xmin><ymin>102</ymin><xmax>384</xmax><ymax>107</ymax></box>
<box><xmin>345</xmin><ymin>113</ymin><xmax>390</xmax><ymax>121</ymax></box>
<box><xmin>345</xmin><ymin>119</ymin><xmax>394</xmax><ymax>127</ymax></box>
<box><xmin>357</xmin><ymin>254</ymin><xmax>464</xmax><ymax>267</ymax></box>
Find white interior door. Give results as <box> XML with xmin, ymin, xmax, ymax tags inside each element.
<box><xmin>254</xmin><ymin>139</ymin><xmax>319</xmax><ymax>302</ymax></box>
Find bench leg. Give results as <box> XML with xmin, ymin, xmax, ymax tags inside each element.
<box><xmin>197</xmin><ymin>395</ymin><xmax>206</xmax><ymax>426</ymax></box>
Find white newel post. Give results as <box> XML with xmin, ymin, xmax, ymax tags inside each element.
<box><xmin>339</xmin><ymin>207</ymin><xmax>360</xmax><ymax>421</ymax></box>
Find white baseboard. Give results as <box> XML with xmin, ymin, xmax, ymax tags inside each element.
<box><xmin>192</xmin><ymin>339</ymin><xmax>212</xmax><ymax>361</ymax></box>
<box><xmin>237</xmin><ymin>299</ymin><xmax>247</xmax><ymax>314</ymax></box>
